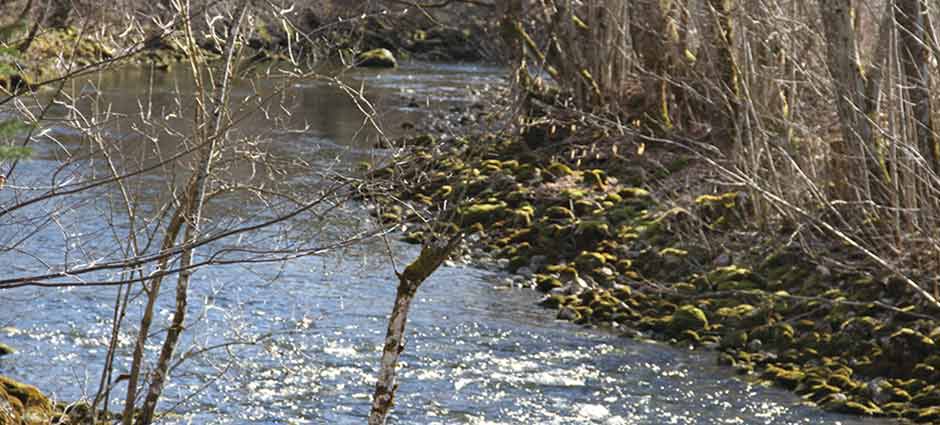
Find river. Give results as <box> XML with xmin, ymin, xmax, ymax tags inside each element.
<box><xmin>0</xmin><ymin>62</ymin><xmax>894</xmax><ymax>424</ymax></box>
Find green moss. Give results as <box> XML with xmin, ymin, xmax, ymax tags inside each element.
<box><xmin>512</xmin><ymin>205</ymin><xmax>535</xmax><ymax>226</ymax></box>
<box><xmin>540</xmin><ymin>294</ymin><xmax>576</xmax><ymax>308</ymax></box>
<box><xmin>356</xmin><ymin>48</ymin><xmax>398</xmax><ymax>68</ymax></box>
<box><xmin>618</xmin><ymin>187</ymin><xmax>650</xmax><ymax>200</ymax></box>
<box><xmin>668</xmin><ymin>305</ymin><xmax>709</xmax><ymax>336</ymax></box>
<box><xmin>916</xmin><ymin>406</ymin><xmax>940</xmax><ymax>422</ymax></box>
<box><xmin>535</xmin><ymin>275</ymin><xmax>563</xmax><ymax>292</ymax></box>
<box><xmin>763</xmin><ymin>364</ymin><xmax>805</xmax><ymax>389</ymax></box>
<box><xmin>575</xmin><ymin>251</ymin><xmax>611</xmax><ymax>269</ymax></box>
<box><xmin>707</xmin><ymin>265</ymin><xmax>753</xmax><ymax>284</ymax></box>
<box><xmin>574</xmin><ymin>220</ymin><xmax>610</xmax><ymax>241</ymax></box>
<box><xmin>0</xmin><ymin>376</ymin><xmax>53</xmax><ymax>424</ymax></box>
<box><xmin>658</xmin><ymin>247</ymin><xmax>688</xmax><ymax>257</ymax></box>
<box><xmin>695</xmin><ymin>192</ymin><xmax>739</xmax><ymax>208</ymax></box>
<box><xmin>545</xmin><ymin>206</ymin><xmax>575</xmax><ymax>220</ymax></box>
<box><xmin>583</xmin><ymin>169</ymin><xmax>607</xmax><ymax>189</ymax></box>
<box><xmin>715</xmin><ymin>304</ymin><xmax>756</xmax><ymax>320</ymax></box>
<box><xmin>561</xmin><ymin>188</ymin><xmax>589</xmax><ymax>200</ymax></box>
<box><xmin>720</xmin><ymin>330</ymin><xmax>748</xmax><ymax>350</ymax></box>
<box><xmin>459</xmin><ymin>202</ymin><xmax>507</xmax><ymax>225</ymax></box>
<box><xmin>546</xmin><ymin>162</ymin><xmax>575</xmax><ymax>177</ymax></box>
<box><xmin>380</xmin><ymin>212</ymin><xmax>401</xmax><ymax>224</ymax></box>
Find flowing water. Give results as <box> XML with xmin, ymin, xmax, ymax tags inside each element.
<box><xmin>0</xmin><ymin>62</ymin><xmax>895</xmax><ymax>424</ymax></box>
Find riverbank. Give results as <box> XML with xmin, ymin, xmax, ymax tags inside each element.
<box><xmin>371</xmin><ymin>92</ymin><xmax>940</xmax><ymax>423</ymax></box>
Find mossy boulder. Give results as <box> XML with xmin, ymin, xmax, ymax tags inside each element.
<box><xmin>535</xmin><ymin>274</ymin><xmax>564</xmax><ymax>292</ymax></box>
<box><xmin>0</xmin><ymin>344</ymin><xmax>13</xmax><ymax>356</ymax></box>
<box><xmin>573</xmin><ymin>221</ymin><xmax>610</xmax><ymax>247</ymax></box>
<box><xmin>763</xmin><ymin>364</ymin><xmax>806</xmax><ymax>390</ymax></box>
<box><xmin>545</xmin><ymin>206</ymin><xmax>575</xmax><ymax>220</ymax></box>
<box><xmin>715</xmin><ymin>304</ymin><xmax>756</xmax><ymax>321</ymax></box>
<box><xmin>916</xmin><ymin>406</ymin><xmax>940</xmax><ymax>423</ymax></box>
<box><xmin>356</xmin><ymin>48</ymin><xmax>398</xmax><ymax>68</ymax></box>
<box><xmin>512</xmin><ymin>205</ymin><xmax>536</xmax><ymax>226</ymax></box>
<box><xmin>667</xmin><ymin>305</ymin><xmax>709</xmax><ymax>336</ymax></box>
<box><xmin>0</xmin><ymin>376</ymin><xmax>53</xmax><ymax>425</ymax></box>
<box><xmin>575</xmin><ymin>251</ymin><xmax>614</xmax><ymax>270</ymax></box>
<box><xmin>694</xmin><ymin>191</ymin><xmax>746</xmax><ymax>227</ymax></box>
<box><xmin>702</xmin><ymin>265</ymin><xmax>762</xmax><ymax>291</ymax></box>
<box><xmin>459</xmin><ymin>202</ymin><xmax>507</xmax><ymax>226</ymax></box>
<box><xmin>546</xmin><ymin>162</ymin><xmax>575</xmax><ymax>178</ymax></box>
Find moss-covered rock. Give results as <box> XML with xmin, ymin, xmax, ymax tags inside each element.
<box><xmin>459</xmin><ymin>202</ymin><xmax>507</xmax><ymax>226</ymax></box>
<box><xmin>0</xmin><ymin>376</ymin><xmax>53</xmax><ymax>425</ymax></box>
<box><xmin>667</xmin><ymin>305</ymin><xmax>709</xmax><ymax>336</ymax></box>
<box><xmin>763</xmin><ymin>364</ymin><xmax>805</xmax><ymax>389</ymax></box>
<box><xmin>694</xmin><ymin>191</ymin><xmax>746</xmax><ymax>227</ymax></box>
<box><xmin>546</xmin><ymin>162</ymin><xmax>575</xmax><ymax>178</ymax></box>
<box><xmin>0</xmin><ymin>344</ymin><xmax>13</xmax><ymax>356</ymax></box>
<box><xmin>545</xmin><ymin>206</ymin><xmax>575</xmax><ymax>220</ymax></box>
<box><xmin>916</xmin><ymin>406</ymin><xmax>940</xmax><ymax>423</ymax></box>
<box><xmin>356</xmin><ymin>48</ymin><xmax>397</xmax><ymax>68</ymax></box>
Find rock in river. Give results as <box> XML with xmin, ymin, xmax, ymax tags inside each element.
<box><xmin>356</xmin><ymin>48</ymin><xmax>398</xmax><ymax>68</ymax></box>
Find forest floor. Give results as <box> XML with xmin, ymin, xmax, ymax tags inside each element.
<box><xmin>370</xmin><ymin>88</ymin><xmax>940</xmax><ymax>424</ymax></box>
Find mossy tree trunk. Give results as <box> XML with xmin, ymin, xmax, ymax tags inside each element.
<box><xmin>368</xmin><ymin>234</ymin><xmax>461</xmax><ymax>425</ymax></box>
<box><xmin>701</xmin><ymin>0</ymin><xmax>739</xmax><ymax>141</ymax></box>
<box><xmin>629</xmin><ymin>0</ymin><xmax>678</xmax><ymax>127</ymax></box>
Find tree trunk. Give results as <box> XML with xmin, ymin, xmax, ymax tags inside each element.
<box><xmin>895</xmin><ymin>0</ymin><xmax>940</xmax><ymax>174</ymax></box>
<box><xmin>368</xmin><ymin>234</ymin><xmax>461</xmax><ymax>425</ymax></box>
<box><xmin>817</xmin><ymin>0</ymin><xmax>884</xmax><ymax>201</ymax></box>
<box><xmin>629</xmin><ymin>0</ymin><xmax>676</xmax><ymax>126</ymax></box>
<box><xmin>120</xmin><ymin>210</ymin><xmax>185</xmax><ymax>425</ymax></box>
<box><xmin>702</xmin><ymin>0</ymin><xmax>739</xmax><ymax>141</ymax></box>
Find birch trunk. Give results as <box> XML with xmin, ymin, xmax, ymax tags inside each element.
<box><xmin>368</xmin><ymin>235</ymin><xmax>461</xmax><ymax>425</ymax></box>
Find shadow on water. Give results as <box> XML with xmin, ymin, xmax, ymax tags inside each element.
<box><xmin>0</xmin><ymin>62</ymin><xmax>896</xmax><ymax>424</ymax></box>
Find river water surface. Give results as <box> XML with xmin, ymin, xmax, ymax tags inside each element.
<box><xmin>0</xmin><ymin>62</ymin><xmax>895</xmax><ymax>424</ymax></box>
